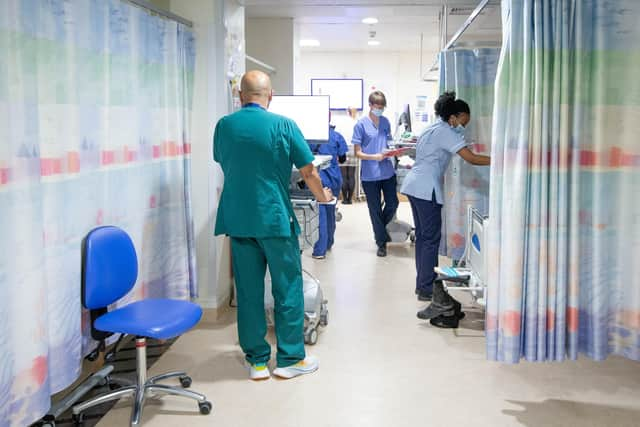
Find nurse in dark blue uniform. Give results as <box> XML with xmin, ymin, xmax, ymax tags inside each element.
<box><xmin>310</xmin><ymin>124</ymin><xmax>348</xmax><ymax>259</ymax></box>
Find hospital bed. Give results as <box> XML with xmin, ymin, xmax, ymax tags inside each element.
<box><xmin>435</xmin><ymin>205</ymin><xmax>488</xmax><ymax>308</ymax></box>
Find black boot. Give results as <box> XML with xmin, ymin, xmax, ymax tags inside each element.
<box><xmin>429</xmin><ymin>313</ymin><xmax>460</xmax><ymax>329</ymax></box>
<box><xmin>416</xmin><ymin>281</ymin><xmax>455</xmax><ymax>319</ymax></box>
<box><xmin>429</xmin><ymin>296</ymin><xmax>465</xmax><ymax>328</ymax></box>
<box><xmin>452</xmin><ymin>299</ymin><xmax>465</xmax><ymax>320</ymax></box>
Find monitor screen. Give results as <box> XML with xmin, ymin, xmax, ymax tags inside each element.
<box><xmin>311</xmin><ymin>78</ymin><xmax>364</xmax><ymax>110</ymax></box>
<box><xmin>268</xmin><ymin>95</ymin><xmax>330</xmax><ymax>143</ymax></box>
<box><xmin>398</xmin><ymin>103</ymin><xmax>412</xmax><ymax>133</ymax></box>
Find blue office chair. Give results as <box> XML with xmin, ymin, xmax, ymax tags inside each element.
<box><xmin>72</xmin><ymin>226</ymin><xmax>212</xmax><ymax>426</ymax></box>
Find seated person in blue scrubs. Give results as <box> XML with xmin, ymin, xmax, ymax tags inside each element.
<box><xmin>352</xmin><ymin>90</ymin><xmax>399</xmax><ymax>258</ymax></box>
<box><xmin>309</xmin><ymin>118</ymin><xmax>348</xmax><ymax>259</ymax></box>
<box><xmin>400</xmin><ymin>91</ymin><xmax>490</xmax><ymax>328</ymax></box>
<box><xmin>213</xmin><ymin>70</ymin><xmax>333</xmax><ymax>379</ymax></box>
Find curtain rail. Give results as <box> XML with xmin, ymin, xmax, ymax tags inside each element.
<box><xmin>125</xmin><ymin>0</ymin><xmax>193</xmax><ymax>28</ymax></box>
<box><xmin>443</xmin><ymin>0</ymin><xmax>491</xmax><ymax>51</ymax></box>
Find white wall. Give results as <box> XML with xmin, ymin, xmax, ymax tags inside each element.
<box><xmin>168</xmin><ymin>0</ymin><xmax>243</xmax><ymax>309</ymax></box>
<box><xmin>296</xmin><ymin>50</ymin><xmax>440</xmax><ymax>140</ymax></box>
<box><xmin>245</xmin><ymin>18</ymin><xmax>295</xmax><ymax>94</ymax></box>
<box><xmin>148</xmin><ymin>0</ymin><xmax>170</xmax><ymax>10</ymax></box>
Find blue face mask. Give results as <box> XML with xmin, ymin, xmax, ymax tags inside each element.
<box><xmin>453</xmin><ymin>124</ymin><xmax>465</xmax><ymax>135</ymax></box>
<box><xmin>372</xmin><ymin>108</ymin><xmax>384</xmax><ymax>117</ymax></box>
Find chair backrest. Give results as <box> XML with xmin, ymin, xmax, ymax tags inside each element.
<box><xmin>82</xmin><ymin>226</ymin><xmax>138</xmax><ymax>310</ymax></box>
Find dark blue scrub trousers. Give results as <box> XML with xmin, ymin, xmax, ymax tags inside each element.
<box><xmin>408</xmin><ymin>193</ymin><xmax>442</xmax><ymax>295</ymax></box>
<box><xmin>313</xmin><ymin>204</ymin><xmax>336</xmax><ymax>256</ymax></box>
<box><xmin>362</xmin><ymin>175</ymin><xmax>399</xmax><ymax>247</ymax></box>
<box><xmin>313</xmin><ymin>183</ymin><xmax>340</xmax><ymax>257</ymax></box>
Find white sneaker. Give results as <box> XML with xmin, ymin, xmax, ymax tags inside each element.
<box><xmin>272</xmin><ymin>355</ymin><xmax>319</xmax><ymax>379</ymax></box>
<box><xmin>247</xmin><ymin>362</ymin><xmax>270</xmax><ymax>380</ymax></box>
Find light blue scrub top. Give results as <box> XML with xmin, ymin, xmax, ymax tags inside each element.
<box><xmin>400</xmin><ymin>119</ymin><xmax>467</xmax><ymax>205</ymax></box>
<box><xmin>352</xmin><ymin>116</ymin><xmax>395</xmax><ymax>182</ymax></box>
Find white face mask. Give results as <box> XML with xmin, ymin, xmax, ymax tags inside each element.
<box><xmin>453</xmin><ymin>124</ymin><xmax>465</xmax><ymax>135</ymax></box>
<box><xmin>372</xmin><ymin>108</ymin><xmax>384</xmax><ymax>117</ymax></box>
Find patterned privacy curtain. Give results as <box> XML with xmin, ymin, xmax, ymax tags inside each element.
<box><xmin>0</xmin><ymin>1</ymin><xmax>196</xmax><ymax>425</ymax></box>
<box><xmin>487</xmin><ymin>0</ymin><xmax>640</xmax><ymax>362</ymax></box>
<box><xmin>439</xmin><ymin>48</ymin><xmax>500</xmax><ymax>261</ymax></box>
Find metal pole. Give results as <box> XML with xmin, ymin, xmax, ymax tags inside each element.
<box><xmin>443</xmin><ymin>0</ymin><xmax>491</xmax><ymax>51</ymax></box>
<box><xmin>442</xmin><ymin>4</ymin><xmax>448</xmax><ymax>50</ymax></box>
<box><xmin>245</xmin><ymin>55</ymin><xmax>277</xmax><ymax>74</ymax></box>
<box><xmin>125</xmin><ymin>0</ymin><xmax>193</xmax><ymax>28</ymax></box>
<box><xmin>136</xmin><ymin>337</ymin><xmax>147</xmax><ymax>385</ymax></box>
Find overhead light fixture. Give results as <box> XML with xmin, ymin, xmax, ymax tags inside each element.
<box><xmin>368</xmin><ymin>40</ymin><xmax>380</xmax><ymax>46</ymax></box>
<box><xmin>362</xmin><ymin>17</ymin><xmax>378</xmax><ymax>24</ymax></box>
<box><xmin>299</xmin><ymin>39</ymin><xmax>320</xmax><ymax>47</ymax></box>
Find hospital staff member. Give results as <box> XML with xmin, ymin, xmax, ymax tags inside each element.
<box><xmin>339</xmin><ymin>107</ymin><xmax>359</xmax><ymax>204</ymax></box>
<box><xmin>353</xmin><ymin>90</ymin><xmax>399</xmax><ymax>257</ymax></box>
<box><xmin>401</xmin><ymin>91</ymin><xmax>490</xmax><ymax>328</ymax></box>
<box><xmin>310</xmin><ymin>122</ymin><xmax>348</xmax><ymax>259</ymax></box>
<box><xmin>213</xmin><ymin>70</ymin><xmax>332</xmax><ymax>380</ymax></box>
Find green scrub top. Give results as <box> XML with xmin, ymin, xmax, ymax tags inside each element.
<box><xmin>213</xmin><ymin>103</ymin><xmax>315</xmax><ymax>238</ymax></box>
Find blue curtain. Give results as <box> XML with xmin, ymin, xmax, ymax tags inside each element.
<box><xmin>439</xmin><ymin>48</ymin><xmax>500</xmax><ymax>261</ymax></box>
<box><xmin>487</xmin><ymin>0</ymin><xmax>640</xmax><ymax>362</ymax></box>
<box><xmin>0</xmin><ymin>1</ymin><xmax>196</xmax><ymax>425</ymax></box>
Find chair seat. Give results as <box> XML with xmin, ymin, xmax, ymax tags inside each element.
<box><xmin>95</xmin><ymin>299</ymin><xmax>203</xmax><ymax>340</ymax></box>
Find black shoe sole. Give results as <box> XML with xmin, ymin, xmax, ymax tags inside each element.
<box><xmin>429</xmin><ymin>314</ymin><xmax>460</xmax><ymax>329</ymax></box>
<box><xmin>417</xmin><ymin>303</ymin><xmax>464</xmax><ymax>320</ymax></box>
<box><xmin>417</xmin><ymin>307</ymin><xmax>454</xmax><ymax>320</ymax></box>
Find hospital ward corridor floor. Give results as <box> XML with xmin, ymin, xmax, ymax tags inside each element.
<box><xmin>98</xmin><ymin>202</ymin><xmax>640</xmax><ymax>427</ymax></box>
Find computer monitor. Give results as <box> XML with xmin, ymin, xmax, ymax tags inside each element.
<box><xmin>398</xmin><ymin>103</ymin><xmax>412</xmax><ymax>133</ymax></box>
<box><xmin>268</xmin><ymin>95</ymin><xmax>330</xmax><ymax>143</ymax></box>
<box><xmin>311</xmin><ymin>78</ymin><xmax>364</xmax><ymax>110</ymax></box>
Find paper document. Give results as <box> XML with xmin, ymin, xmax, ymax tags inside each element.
<box><xmin>383</xmin><ymin>147</ymin><xmax>412</xmax><ymax>157</ymax></box>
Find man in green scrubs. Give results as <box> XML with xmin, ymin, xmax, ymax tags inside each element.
<box><xmin>213</xmin><ymin>70</ymin><xmax>332</xmax><ymax>380</ymax></box>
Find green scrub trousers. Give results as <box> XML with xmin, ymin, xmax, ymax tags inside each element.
<box><xmin>231</xmin><ymin>232</ymin><xmax>305</xmax><ymax>368</ymax></box>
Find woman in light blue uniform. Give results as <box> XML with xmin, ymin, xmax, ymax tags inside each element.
<box><xmin>400</xmin><ymin>92</ymin><xmax>490</xmax><ymax>328</ymax></box>
<box><xmin>353</xmin><ymin>91</ymin><xmax>399</xmax><ymax>257</ymax></box>
<box><xmin>310</xmin><ymin>125</ymin><xmax>348</xmax><ymax>259</ymax></box>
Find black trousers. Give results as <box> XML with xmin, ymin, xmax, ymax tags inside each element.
<box><xmin>340</xmin><ymin>165</ymin><xmax>356</xmax><ymax>202</ymax></box>
<box><xmin>408</xmin><ymin>193</ymin><xmax>442</xmax><ymax>295</ymax></box>
<box><xmin>361</xmin><ymin>176</ymin><xmax>399</xmax><ymax>247</ymax></box>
